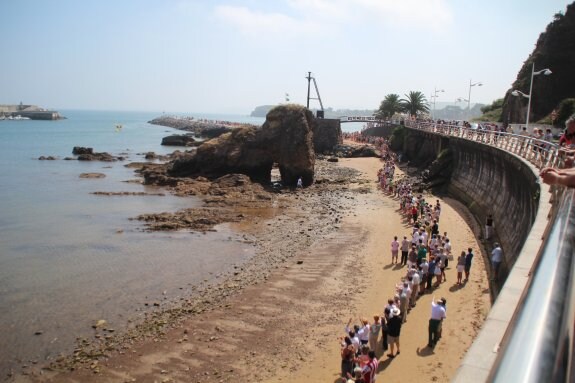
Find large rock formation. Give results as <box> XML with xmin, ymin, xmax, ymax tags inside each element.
<box><xmin>169</xmin><ymin>105</ymin><xmax>316</xmax><ymax>186</ymax></box>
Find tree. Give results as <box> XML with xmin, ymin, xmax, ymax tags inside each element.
<box><xmin>401</xmin><ymin>91</ymin><xmax>429</xmax><ymax>117</ymax></box>
<box><xmin>375</xmin><ymin>93</ymin><xmax>404</xmax><ymax>119</ymax></box>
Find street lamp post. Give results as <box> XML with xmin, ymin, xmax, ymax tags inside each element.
<box><xmin>468</xmin><ymin>79</ymin><xmax>483</xmax><ymax>112</ymax></box>
<box><xmin>432</xmin><ymin>87</ymin><xmax>444</xmax><ymax>120</ymax></box>
<box><xmin>511</xmin><ymin>62</ymin><xmax>552</xmax><ymax>131</ymax></box>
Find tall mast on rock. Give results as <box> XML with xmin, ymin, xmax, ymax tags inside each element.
<box><xmin>306</xmin><ymin>72</ymin><xmax>324</xmax><ymax>117</ymax></box>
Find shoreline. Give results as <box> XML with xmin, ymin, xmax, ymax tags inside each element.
<box><xmin>14</xmin><ymin>154</ymin><xmax>490</xmax><ymax>382</ymax></box>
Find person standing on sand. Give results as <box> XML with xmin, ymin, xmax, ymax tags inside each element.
<box><xmin>408</xmin><ymin>244</ymin><xmax>418</xmax><ymax>269</ymax></box>
<box><xmin>427</xmin><ymin>257</ymin><xmax>436</xmax><ymax>290</ymax></box>
<box><xmin>428</xmin><ymin>297</ymin><xmax>446</xmax><ymax>348</ymax></box>
<box><xmin>456</xmin><ymin>251</ymin><xmax>466</xmax><ymax>285</ymax></box>
<box><xmin>391</xmin><ymin>236</ymin><xmax>400</xmax><ymax>264</ymax></box>
<box><xmin>386</xmin><ymin>307</ymin><xmax>402</xmax><ymax>358</ymax></box>
<box><xmin>401</xmin><ymin>236</ymin><xmax>410</xmax><ymax>266</ymax></box>
<box><xmin>411</xmin><ymin>266</ymin><xmax>421</xmax><ymax>307</ymax></box>
<box><xmin>357</xmin><ymin>318</ymin><xmax>370</xmax><ymax>346</ymax></box>
<box><xmin>420</xmin><ymin>258</ymin><xmax>429</xmax><ymax>293</ymax></box>
<box><xmin>381</xmin><ymin>307</ymin><xmax>390</xmax><ymax>352</ymax></box>
<box><xmin>297</xmin><ymin>176</ymin><xmax>303</xmax><ymax>189</ymax></box>
<box><xmin>368</xmin><ymin>315</ymin><xmax>381</xmax><ymax>352</ymax></box>
<box><xmin>400</xmin><ymin>282</ymin><xmax>411</xmax><ymax>323</ymax></box>
<box><xmin>464</xmin><ymin>248</ymin><xmax>474</xmax><ymax>282</ymax></box>
<box><xmin>340</xmin><ymin>336</ymin><xmax>355</xmax><ymax>379</ymax></box>
<box><xmin>361</xmin><ymin>350</ymin><xmax>379</xmax><ymax>383</ymax></box>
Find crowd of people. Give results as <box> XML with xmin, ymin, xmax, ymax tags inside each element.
<box><xmin>338</xmin><ymin>138</ymin><xmax>470</xmax><ymax>383</ymax></box>
<box><xmin>337</xmin><ymin>114</ymin><xmax>575</xmax><ymax>382</ymax></box>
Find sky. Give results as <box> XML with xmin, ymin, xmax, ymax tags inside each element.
<box><xmin>1</xmin><ymin>0</ymin><xmax>572</xmax><ymax>114</ymax></box>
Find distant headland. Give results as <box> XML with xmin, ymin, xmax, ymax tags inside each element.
<box><xmin>0</xmin><ymin>103</ymin><xmax>63</xmax><ymax>120</ymax></box>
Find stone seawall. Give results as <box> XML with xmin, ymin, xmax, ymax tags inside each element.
<box><xmin>447</xmin><ymin>138</ymin><xmax>539</xmax><ymax>274</ymax></box>
<box><xmin>402</xmin><ymin>128</ymin><xmax>540</xmax><ymax>275</ymax></box>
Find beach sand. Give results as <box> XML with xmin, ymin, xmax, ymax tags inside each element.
<box><xmin>19</xmin><ymin>156</ymin><xmax>490</xmax><ymax>383</ymax></box>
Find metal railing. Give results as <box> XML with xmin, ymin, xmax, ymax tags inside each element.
<box><xmin>404</xmin><ymin>120</ymin><xmax>563</xmax><ymax>170</ymax></box>
<box><xmin>488</xmin><ymin>187</ymin><xmax>575</xmax><ymax>382</ymax></box>
<box><xmin>402</xmin><ymin>119</ymin><xmax>575</xmax><ymax>382</ymax></box>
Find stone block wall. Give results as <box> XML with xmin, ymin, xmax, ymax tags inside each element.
<box><xmin>447</xmin><ymin>138</ymin><xmax>539</xmax><ymax>272</ymax></box>
<box><xmin>403</xmin><ymin>128</ymin><xmax>540</xmax><ymax>275</ymax></box>
<box><xmin>313</xmin><ymin>118</ymin><xmax>342</xmax><ymax>153</ymax></box>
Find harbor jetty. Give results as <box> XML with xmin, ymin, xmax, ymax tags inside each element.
<box><xmin>148</xmin><ymin>115</ymin><xmax>260</xmax><ymax>139</ymax></box>
<box><xmin>0</xmin><ymin>103</ymin><xmax>63</xmax><ymax>120</ymax></box>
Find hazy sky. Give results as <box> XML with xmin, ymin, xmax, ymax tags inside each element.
<box><xmin>1</xmin><ymin>0</ymin><xmax>571</xmax><ymax>114</ymax></box>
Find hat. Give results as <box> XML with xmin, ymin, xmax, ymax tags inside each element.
<box><xmin>391</xmin><ymin>307</ymin><xmax>401</xmax><ymax>317</ymax></box>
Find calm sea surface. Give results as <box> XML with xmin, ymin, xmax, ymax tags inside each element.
<box><xmin>0</xmin><ymin>110</ymin><xmax>363</xmax><ymax>374</ymax></box>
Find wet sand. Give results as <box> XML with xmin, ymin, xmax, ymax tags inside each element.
<box><xmin>16</xmin><ymin>155</ymin><xmax>490</xmax><ymax>383</ymax></box>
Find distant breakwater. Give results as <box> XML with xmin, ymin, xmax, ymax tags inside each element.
<box><xmin>148</xmin><ymin>116</ymin><xmax>260</xmax><ymax>139</ymax></box>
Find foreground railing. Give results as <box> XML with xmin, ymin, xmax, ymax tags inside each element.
<box><xmin>402</xmin><ymin>119</ymin><xmax>574</xmax><ymax>382</ymax></box>
<box><xmin>404</xmin><ymin>120</ymin><xmax>563</xmax><ymax>170</ymax></box>
<box><xmin>488</xmin><ymin>186</ymin><xmax>575</xmax><ymax>382</ymax></box>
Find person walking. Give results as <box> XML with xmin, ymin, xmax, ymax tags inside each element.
<box><xmin>491</xmin><ymin>243</ymin><xmax>503</xmax><ymax>281</ymax></box>
<box><xmin>464</xmin><ymin>248</ymin><xmax>474</xmax><ymax>282</ymax></box>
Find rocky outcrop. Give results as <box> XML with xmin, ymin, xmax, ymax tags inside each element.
<box><xmin>161</xmin><ymin>135</ymin><xmax>199</xmax><ymax>147</ymax></box>
<box><xmin>330</xmin><ymin>144</ymin><xmax>380</xmax><ymax>158</ymax></box>
<box><xmin>72</xmin><ymin>147</ymin><xmax>123</xmax><ymax>162</ymax></box>
<box><xmin>167</xmin><ymin>105</ymin><xmax>316</xmax><ymax>187</ymax></box>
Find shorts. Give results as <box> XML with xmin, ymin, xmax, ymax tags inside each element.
<box><xmin>387</xmin><ymin>335</ymin><xmax>399</xmax><ymax>345</ymax></box>
<box><xmin>392</xmin><ymin>250</ymin><xmax>399</xmax><ymax>257</ymax></box>
<box><xmin>457</xmin><ymin>264</ymin><xmax>464</xmax><ymax>273</ymax></box>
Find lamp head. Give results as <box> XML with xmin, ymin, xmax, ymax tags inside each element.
<box><xmin>543</xmin><ymin>69</ymin><xmax>552</xmax><ymax>76</ymax></box>
<box><xmin>511</xmin><ymin>90</ymin><xmax>519</xmax><ymax>96</ymax></box>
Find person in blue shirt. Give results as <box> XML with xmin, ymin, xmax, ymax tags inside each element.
<box><xmin>464</xmin><ymin>248</ymin><xmax>474</xmax><ymax>282</ymax></box>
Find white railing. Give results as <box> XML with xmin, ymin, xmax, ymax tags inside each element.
<box><xmin>404</xmin><ymin>120</ymin><xmax>564</xmax><ymax>170</ymax></box>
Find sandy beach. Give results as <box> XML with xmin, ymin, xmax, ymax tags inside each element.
<box><xmin>17</xmin><ymin>155</ymin><xmax>490</xmax><ymax>383</ymax></box>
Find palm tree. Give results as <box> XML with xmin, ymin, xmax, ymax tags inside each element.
<box><xmin>401</xmin><ymin>91</ymin><xmax>430</xmax><ymax>117</ymax></box>
<box><xmin>375</xmin><ymin>94</ymin><xmax>404</xmax><ymax>119</ymax></box>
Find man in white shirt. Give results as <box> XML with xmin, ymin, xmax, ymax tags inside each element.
<box><xmin>411</xmin><ymin>267</ymin><xmax>421</xmax><ymax>307</ymax></box>
<box><xmin>428</xmin><ymin>297</ymin><xmax>446</xmax><ymax>347</ymax></box>
<box><xmin>491</xmin><ymin>243</ymin><xmax>503</xmax><ymax>281</ymax></box>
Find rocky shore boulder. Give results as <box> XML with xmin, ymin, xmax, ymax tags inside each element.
<box><xmin>161</xmin><ymin>134</ymin><xmax>199</xmax><ymax>147</ymax></box>
<box><xmin>168</xmin><ymin>104</ymin><xmax>316</xmax><ymax>186</ymax></box>
<box><xmin>72</xmin><ymin>146</ymin><xmax>123</xmax><ymax>161</ymax></box>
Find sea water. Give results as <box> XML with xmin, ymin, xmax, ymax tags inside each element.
<box><xmin>0</xmin><ymin>110</ymin><xmax>269</xmax><ymax>374</ymax></box>
<box><xmin>0</xmin><ymin>110</ymin><xmax>362</xmax><ymax>374</ymax></box>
